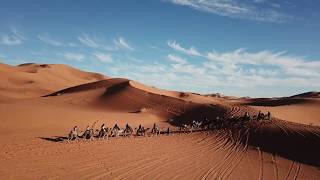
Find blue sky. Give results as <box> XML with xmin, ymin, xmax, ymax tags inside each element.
<box><xmin>0</xmin><ymin>0</ymin><xmax>319</xmax><ymax>97</ymax></box>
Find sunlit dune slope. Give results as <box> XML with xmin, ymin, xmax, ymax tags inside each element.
<box><xmin>0</xmin><ymin>63</ymin><xmax>107</xmax><ymax>98</ymax></box>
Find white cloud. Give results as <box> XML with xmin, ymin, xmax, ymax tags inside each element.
<box><xmin>0</xmin><ymin>29</ymin><xmax>26</xmax><ymax>46</ymax></box>
<box><xmin>78</xmin><ymin>34</ymin><xmax>100</xmax><ymax>48</ymax></box>
<box><xmin>114</xmin><ymin>37</ymin><xmax>134</xmax><ymax>51</ymax></box>
<box><xmin>166</xmin><ymin>0</ymin><xmax>291</xmax><ymax>23</ymax></box>
<box><xmin>78</xmin><ymin>34</ymin><xmax>119</xmax><ymax>51</ymax></box>
<box><xmin>165</xmin><ymin>40</ymin><xmax>320</xmax><ymax>96</ymax></box>
<box><xmin>93</xmin><ymin>52</ymin><xmax>113</xmax><ymax>63</ymax></box>
<box><xmin>167</xmin><ymin>40</ymin><xmax>201</xmax><ymax>56</ymax></box>
<box><xmin>167</xmin><ymin>54</ymin><xmax>187</xmax><ymax>64</ymax></box>
<box><xmin>205</xmin><ymin>49</ymin><xmax>320</xmax><ymax>78</ymax></box>
<box><xmin>38</xmin><ymin>34</ymin><xmax>65</xmax><ymax>46</ymax></box>
<box><xmin>62</xmin><ymin>52</ymin><xmax>85</xmax><ymax>62</ymax></box>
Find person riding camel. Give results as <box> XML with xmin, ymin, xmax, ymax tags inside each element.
<box><xmin>125</xmin><ymin>123</ymin><xmax>132</xmax><ymax>130</ymax></box>
<box><xmin>124</xmin><ymin>123</ymin><xmax>133</xmax><ymax>135</ymax></box>
<box><xmin>137</xmin><ymin>124</ymin><xmax>145</xmax><ymax>136</ymax></box>
<box><xmin>151</xmin><ymin>123</ymin><xmax>160</xmax><ymax>134</ymax></box>
<box><xmin>113</xmin><ymin>123</ymin><xmax>120</xmax><ymax>131</ymax></box>
<box><xmin>101</xmin><ymin>123</ymin><xmax>106</xmax><ymax>130</ymax></box>
<box><xmin>69</xmin><ymin>126</ymin><xmax>78</xmax><ymax>140</ymax></box>
<box><xmin>244</xmin><ymin>112</ymin><xmax>250</xmax><ymax>121</ymax></box>
<box><xmin>257</xmin><ymin>111</ymin><xmax>262</xmax><ymax>120</ymax></box>
<box><xmin>83</xmin><ymin>126</ymin><xmax>93</xmax><ymax>139</ymax></box>
<box><xmin>99</xmin><ymin>123</ymin><xmax>108</xmax><ymax>138</ymax></box>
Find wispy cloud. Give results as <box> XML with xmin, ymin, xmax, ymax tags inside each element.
<box><xmin>167</xmin><ymin>40</ymin><xmax>201</xmax><ymax>56</ymax></box>
<box><xmin>78</xmin><ymin>34</ymin><xmax>100</xmax><ymax>48</ymax></box>
<box><xmin>114</xmin><ymin>37</ymin><xmax>134</xmax><ymax>51</ymax></box>
<box><xmin>78</xmin><ymin>34</ymin><xmax>118</xmax><ymax>51</ymax></box>
<box><xmin>93</xmin><ymin>52</ymin><xmax>113</xmax><ymax>63</ymax></box>
<box><xmin>166</xmin><ymin>0</ymin><xmax>291</xmax><ymax>23</ymax></box>
<box><xmin>61</xmin><ymin>52</ymin><xmax>85</xmax><ymax>62</ymax></box>
<box><xmin>0</xmin><ymin>28</ymin><xmax>26</xmax><ymax>46</ymax></box>
<box><xmin>205</xmin><ymin>49</ymin><xmax>320</xmax><ymax>77</ymax></box>
<box><xmin>165</xmin><ymin>40</ymin><xmax>320</xmax><ymax>96</ymax></box>
<box><xmin>167</xmin><ymin>54</ymin><xmax>187</xmax><ymax>64</ymax></box>
<box><xmin>38</xmin><ymin>34</ymin><xmax>65</xmax><ymax>46</ymax></box>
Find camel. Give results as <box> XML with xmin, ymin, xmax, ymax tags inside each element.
<box><xmin>123</xmin><ymin>123</ymin><xmax>133</xmax><ymax>137</ymax></box>
<box><xmin>179</xmin><ymin>124</ymin><xmax>190</xmax><ymax>133</ymax></box>
<box><xmin>68</xmin><ymin>126</ymin><xmax>78</xmax><ymax>141</ymax></box>
<box><xmin>243</xmin><ymin>112</ymin><xmax>251</xmax><ymax>121</ymax></box>
<box><xmin>192</xmin><ymin>120</ymin><xmax>202</xmax><ymax>130</ymax></box>
<box><xmin>82</xmin><ymin>126</ymin><xmax>94</xmax><ymax>140</ymax></box>
<box><xmin>136</xmin><ymin>124</ymin><xmax>146</xmax><ymax>136</ymax></box>
<box><xmin>98</xmin><ymin>124</ymin><xmax>109</xmax><ymax>139</ymax></box>
<box><xmin>151</xmin><ymin>123</ymin><xmax>161</xmax><ymax>135</ymax></box>
<box><xmin>111</xmin><ymin>123</ymin><xmax>121</xmax><ymax>137</ymax></box>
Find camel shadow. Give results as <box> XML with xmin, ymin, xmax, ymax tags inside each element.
<box><xmin>38</xmin><ymin>136</ymin><xmax>68</xmax><ymax>142</ymax></box>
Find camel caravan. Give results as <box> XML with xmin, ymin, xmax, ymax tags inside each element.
<box><xmin>68</xmin><ymin>123</ymin><xmax>167</xmax><ymax>141</ymax></box>
<box><xmin>67</xmin><ymin>111</ymin><xmax>272</xmax><ymax>142</ymax></box>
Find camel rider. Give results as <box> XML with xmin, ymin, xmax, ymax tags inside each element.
<box><xmin>267</xmin><ymin>111</ymin><xmax>271</xmax><ymax>120</ymax></box>
<box><xmin>101</xmin><ymin>123</ymin><xmax>107</xmax><ymax>132</ymax></box>
<box><xmin>125</xmin><ymin>123</ymin><xmax>132</xmax><ymax>132</ymax></box>
<box><xmin>72</xmin><ymin>126</ymin><xmax>78</xmax><ymax>134</ymax></box>
<box><xmin>83</xmin><ymin>126</ymin><xmax>91</xmax><ymax>137</ymax></box>
<box><xmin>113</xmin><ymin>123</ymin><xmax>120</xmax><ymax>130</ymax></box>
<box><xmin>244</xmin><ymin>112</ymin><xmax>250</xmax><ymax>121</ymax></box>
<box><xmin>70</xmin><ymin>126</ymin><xmax>78</xmax><ymax>140</ymax></box>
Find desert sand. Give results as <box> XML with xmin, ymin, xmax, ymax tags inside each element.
<box><xmin>0</xmin><ymin>63</ymin><xmax>319</xmax><ymax>179</ymax></box>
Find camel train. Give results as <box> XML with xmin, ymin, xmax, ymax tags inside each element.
<box><xmin>68</xmin><ymin>111</ymin><xmax>272</xmax><ymax>141</ymax></box>
<box><xmin>68</xmin><ymin>123</ymin><xmax>163</xmax><ymax>141</ymax></box>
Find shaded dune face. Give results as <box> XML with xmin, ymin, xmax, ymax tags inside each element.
<box><xmin>246</xmin><ymin>121</ymin><xmax>320</xmax><ymax>167</ymax></box>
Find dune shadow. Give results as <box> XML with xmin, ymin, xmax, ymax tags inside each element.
<box><xmin>170</xmin><ymin>103</ymin><xmax>320</xmax><ymax>167</ymax></box>
<box><xmin>243</xmin><ymin>98</ymin><xmax>310</xmax><ymax>107</ymax></box>
<box><xmin>245</xmin><ymin>121</ymin><xmax>320</xmax><ymax>167</ymax></box>
<box><xmin>102</xmin><ymin>81</ymin><xmax>130</xmax><ymax>97</ymax></box>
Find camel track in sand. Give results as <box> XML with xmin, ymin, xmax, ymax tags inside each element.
<box><xmin>272</xmin><ymin>154</ymin><xmax>279</xmax><ymax>180</ymax></box>
<box><xmin>1</xmin><ymin>129</ymin><xmax>320</xmax><ymax>179</ymax></box>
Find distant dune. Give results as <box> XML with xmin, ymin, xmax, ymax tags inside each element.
<box><xmin>0</xmin><ymin>63</ymin><xmax>107</xmax><ymax>99</ymax></box>
<box><xmin>0</xmin><ymin>62</ymin><xmax>319</xmax><ymax>179</ymax></box>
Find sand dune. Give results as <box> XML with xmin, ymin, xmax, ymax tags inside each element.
<box><xmin>0</xmin><ymin>63</ymin><xmax>107</xmax><ymax>99</ymax></box>
<box><xmin>242</xmin><ymin>96</ymin><xmax>320</xmax><ymax>126</ymax></box>
<box><xmin>0</xmin><ymin>63</ymin><xmax>319</xmax><ymax>179</ymax></box>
